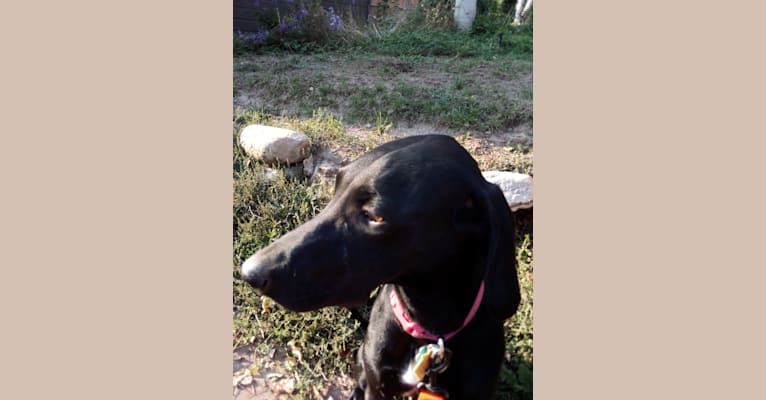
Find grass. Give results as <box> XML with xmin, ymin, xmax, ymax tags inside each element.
<box><xmin>234</xmin><ymin>24</ymin><xmax>532</xmax><ymax>135</ymax></box>
<box><xmin>234</xmin><ymin>17</ymin><xmax>532</xmax><ymax>399</ymax></box>
<box><xmin>235</xmin><ymin>56</ymin><xmax>531</xmax><ymax>132</ymax></box>
<box><xmin>349</xmin><ymin>28</ymin><xmax>532</xmax><ymax>58</ymax></box>
<box><xmin>344</xmin><ymin>79</ymin><xmax>530</xmax><ymax>131</ymax></box>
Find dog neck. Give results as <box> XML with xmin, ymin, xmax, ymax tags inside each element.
<box><xmin>389</xmin><ymin>257</ymin><xmax>486</xmax><ymax>340</ymax></box>
<box><xmin>390</xmin><ymin>282</ymin><xmax>483</xmax><ymax>341</ymax></box>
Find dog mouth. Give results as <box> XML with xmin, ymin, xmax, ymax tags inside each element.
<box><xmin>262</xmin><ymin>289</ymin><xmax>337</xmax><ymax>313</ymax></box>
<box><xmin>246</xmin><ymin>259</ymin><xmax>383</xmax><ymax>312</ymax></box>
<box><xmin>337</xmin><ymin>299</ymin><xmax>367</xmax><ymax>309</ymax></box>
<box><xmin>263</xmin><ymin>284</ymin><xmax>371</xmax><ymax>312</ymax></box>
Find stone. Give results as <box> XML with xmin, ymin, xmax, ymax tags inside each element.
<box><xmin>240</xmin><ymin>124</ymin><xmax>311</xmax><ymax>165</ymax></box>
<box><xmin>303</xmin><ymin>147</ymin><xmax>344</xmax><ymax>184</ymax></box>
<box><xmin>259</xmin><ymin>165</ymin><xmax>304</xmax><ymax>182</ymax></box>
<box><xmin>302</xmin><ymin>155</ymin><xmax>314</xmax><ymax>174</ymax></box>
<box><xmin>482</xmin><ymin>171</ymin><xmax>533</xmax><ymax>211</ymax></box>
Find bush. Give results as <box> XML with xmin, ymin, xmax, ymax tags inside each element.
<box><xmin>234</xmin><ymin>0</ymin><xmax>346</xmax><ymax>53</ymax></box>
<box><xmin>408</xmin><ymin>0</ymin><xmax>455</xmax><ymax>30</ymax></box>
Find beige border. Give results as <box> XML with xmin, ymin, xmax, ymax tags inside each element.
<box><xmin>536</xmin><ymin>1</ymin><xmax>766</xmax><ymax>399</ymax></box>
<box><xmin>2</xmin><ymin>1</ymin><xmax>232</xmax><ymax>399</ymax></box>
<box><xmin>4</xmin><ymin>0</ymin><xmax>766</xmax><ymax>399</ymax></box>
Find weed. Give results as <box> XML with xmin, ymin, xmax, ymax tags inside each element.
<box><xmin>374</xmin><ymin>111</ymin><xmax>393</xmax><ymax>135</ymax></box>
<box><xmin>296</xmin><ymin>108</ymin><xmax>346</xmax><ymax>144</ymax></box>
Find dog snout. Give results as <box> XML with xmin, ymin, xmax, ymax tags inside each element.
<box><xmin>240</xmin><ymin>254</ymin><xmax>273</xmax><ymax>293</ymax></box>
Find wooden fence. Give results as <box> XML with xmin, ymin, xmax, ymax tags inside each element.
<box><xmin>234</xmin><ymin>0</ymin><xmax>371</xmax><ymax>32</ymax></box>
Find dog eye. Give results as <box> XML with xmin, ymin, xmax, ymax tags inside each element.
<box><xmin>362</xmin><ymin>210</ymin><xmax>384</xmax><ymax>224</ymax></box>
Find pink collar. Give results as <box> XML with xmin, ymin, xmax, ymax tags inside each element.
<box><xmin>389</xmin><ymin>282</ymin><xmax>485</xmax><ymax>341</ymax></box>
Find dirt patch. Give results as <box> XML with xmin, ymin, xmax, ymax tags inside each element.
<box><xmin>234</xmin><ymin>343</ymin><xmax>355</xmax><ymax>400</ymax></box>
<box><xmin>390</xmin><ymin>121</ymin><xmax>532</xmax><ymax>149</ymax></box>
<box><xmin>390</xmin><ymin>122</ymin><xmax>446</xmax><ymax>137</ymax></box>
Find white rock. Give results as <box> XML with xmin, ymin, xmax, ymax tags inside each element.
<box><xmin>482</xmin><ymin>171</ymin><xmax>533</xmax><ymax>211</ymax></box>
<box><xmin>239</xmin><ymin>125</ymin><xmax>311</xmax><ymax>165</ymax></box>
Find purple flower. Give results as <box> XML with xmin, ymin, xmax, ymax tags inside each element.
<box><xmin>298</xmin><ymin>8</ymin><xmax>309</xmax><ymax>19</ymax></box>
<box><xmin>238</xmin><ymin>30</ymin><xmax>270</xmax><ymax>46</ymax></box>
<box><xmin>327</xmin><ymin>7</ymin><xmax>342</xmax><ymax>31</ymax></box>
<box><xmin>278</xmin><ymin>20</ymin><xmax>289</xmax><ymax>34</ymax></box>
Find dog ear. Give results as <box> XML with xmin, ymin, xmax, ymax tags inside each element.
<box><xmin>476</xmin><ymin>181</ymin><xmax>521</xmax><ymax>321</ymax></box>
<box><xmin>453</xmin><ymin>195</ymin><xmax>485</xmax><ymax>235</ymax></box>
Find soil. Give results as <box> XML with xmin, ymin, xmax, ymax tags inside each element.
<box><xmin>234</xmin><ymin>343</ymin><xmax>354</xmax><ymax>400</ymax></box>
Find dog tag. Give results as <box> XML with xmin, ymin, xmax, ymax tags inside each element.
<box><xmin>403</xmin><ymin>338</ymin><xmax>452</xmax><ymax>387</ymax></box>
<box><xmin>403</xmin><ymin>345</ymin><xmax>434</xmax><ymax>383</ymax></box>
<box><xmin>429</xmin><ymin>338</ymin><xmax>451</xmax><ymax>374</ymax></box>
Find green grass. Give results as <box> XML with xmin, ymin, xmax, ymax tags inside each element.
<box><xmin>350</xmin><ymin>28</ymin><xmax>532</xmax><ymax>58</ymax></box>
<box><xmin>233</xmin><ymin>109</ymin><xmax>533</xmax><ymax>399</ymax></box>
<box><xmin>235</xmin><ymin>57</ymin><xmax>531</xmax><ymax>132</ymax></box>
<box><xmin>346</xmin><ymin>79</ymin><xmax>530</xmax><ymax>131</ymax></box>
<box><xmin>235</xmin><ymin>15</ymin><xmax>532</xmax><ymax>58</ymax></box>
<box><xmin>234</xmin><ymin>21</ymin><xmax>532</xmax><ymax>133</ymax></box>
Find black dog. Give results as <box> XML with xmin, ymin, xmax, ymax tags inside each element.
<box><xmin>241</xmin><ymin>135</ymin><xmax>520</xmax><ymax>399</ymax></box>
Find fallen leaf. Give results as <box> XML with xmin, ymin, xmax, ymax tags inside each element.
<box><xmin>261</xmin><ymin>297</ymin><xmax>274</xmax><ymax>313</ymax></box>
<box><xmin>233</xmin><ymin>368</ymin><xmax>253</xmax><ymax>387</ymax></box>
<box><xmin>265</xmin><ymin>372</ymin><xmax>284</xmax><ymax>381</ymax></box>
<box><xmin>287</xmin><ymin>340</ymin><xmax>303</xmax><ymax>362</ymax></box>
<box><xmin>284</xmin><ymin>356</ymin><xmax>298</xmax><ymax>370</ymax></box>
<box><xmin>276</xmin><ymin>377</ymin><xmax>296</xmax><ymax>394</ymax></box>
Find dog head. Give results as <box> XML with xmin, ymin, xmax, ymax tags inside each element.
<box><xmin>241</xmin><ymin>135</ymin><xmax>519</xmax><ymax>319</ymax></box>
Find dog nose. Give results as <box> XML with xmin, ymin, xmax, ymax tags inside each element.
<box><xmin>240</xmin><ymin>254</ymin><xmax>272</xmax><ymax>293</ymax></box>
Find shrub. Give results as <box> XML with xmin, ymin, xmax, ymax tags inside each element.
<box><xmin>234</xmin><ymin>0</ymin><xmax>347</xmax><ymax>53</ymax></box>
<box><xmin>407</xmin><ymin>0</ymin><xmax>455</xmax><ymax>30</ymax></box>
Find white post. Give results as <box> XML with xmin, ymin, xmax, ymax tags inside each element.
<box><xmin>513</xmin><ymin>0</ymin><xmax>533</xmax><ymax>26</ymax></box>
<box><xmin>454</xmin><ymin>0</ymin><xmax>476</xmax><ymax>32</ymax></box>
